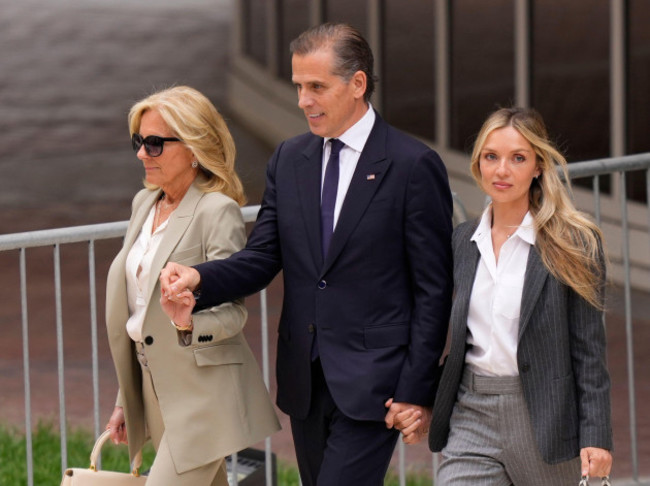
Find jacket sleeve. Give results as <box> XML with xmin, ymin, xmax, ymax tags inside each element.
<box><xmin>185</xmin><ymin>196</ymin><xmax>249</xmax><ymax>344</ymax></box>
<box><xmin>569</xmin><ymin>242</ymin><xmax>612</xmax><ymax>450</ymax></box>
<box><xmin>393</xmin><ymin>148</ymin><xmax>454</xmax><ymax>405</ymax></box>
<box><xmin>193</xmin><ymin>146</ymin><xmax>285</xmax><ymax>310</ymax></box>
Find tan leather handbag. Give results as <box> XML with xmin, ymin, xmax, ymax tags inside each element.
<box><xmin>60</xmin><ymin>430</ymin><xmax>146</xmax><ymax>485</ymax></box>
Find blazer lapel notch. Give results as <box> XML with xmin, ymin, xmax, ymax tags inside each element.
<box><xmin>145</xmin><ymin>183</ymin><xmax>203</xmax><ymax>303</ymax></box>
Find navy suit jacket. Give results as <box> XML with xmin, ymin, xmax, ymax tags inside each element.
<box><xmin>195</xmin><ymin>112</ymin><xmax>453</xmax><ymax>421</ymax></box>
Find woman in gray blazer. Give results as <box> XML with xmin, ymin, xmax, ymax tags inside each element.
<box><xmin>402</xmin><ymin>108</ymin><xmax>613</xmax><ymax>484</ymax></box>
<box><xmin>104</xmin><ymin>86</ymin><xmax>279</xmax><ymax>485</ymax></box>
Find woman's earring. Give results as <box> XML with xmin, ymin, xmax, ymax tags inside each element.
<box><xmin>191</xmin><ymin>160</ymin><xmax>198</xmax><ymax>168</ymax></box>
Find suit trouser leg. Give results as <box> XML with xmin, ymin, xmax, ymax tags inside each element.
<box><xmin>138</xmin><ymin>344</ymin><xmax>228</xmax><ymax>486</ymax></box>
<box><xmin>290</xmin><ymin>359</ymin><xmax>399</xmax><ymax>486</ymax></box>
<box><xmin>437</xmin><ymin>370</ymin><xmax>580</xmax><ymax>486</ymax></box>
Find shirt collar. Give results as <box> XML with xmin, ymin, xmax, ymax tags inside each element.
<box><xmin>323</xmin><ymin>103</ymin><xmax>375</xmax><ymax>154</ymax></box>
<box><xmin>471</xmin><ymin>205</ymin><xmax>536</xmax><ymax>245</ymax></box>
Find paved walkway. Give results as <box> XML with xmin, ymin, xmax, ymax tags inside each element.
<box><xmin>0</xmin><ymin>0</ymin><xmax>648</xmax><ymax>482</ymax></box>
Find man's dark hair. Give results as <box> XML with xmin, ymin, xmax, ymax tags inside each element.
<box><xmin>290</xmin><ymin>23</ymin><xmax>377</xmax><ymax>103</ymax></box>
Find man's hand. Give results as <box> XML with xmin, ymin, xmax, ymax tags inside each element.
<box><xmin>384</xmin><ymin>398</ymin><xmax>432</xmax><ymax>445</ymax></box>
<box><xmin>160</xmin><ymin>262</ymin><xmax>201</xmax><ymax>301</ymax></box>
<box><xmin>580</xmin><ymin>447</ymin><xmax>612</xmax><ymax>479</ymax></box>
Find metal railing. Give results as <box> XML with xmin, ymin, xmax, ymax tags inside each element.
<box><xmin>0</xmin><ymin>156</ymin><xmax>648</xmax><ymax>485</ymax></box>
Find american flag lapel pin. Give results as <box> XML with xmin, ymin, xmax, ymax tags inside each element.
<box><xmin>366</xmin><ymin>173</ymin><xmax>376</xmax><ymax>181</ymax></box>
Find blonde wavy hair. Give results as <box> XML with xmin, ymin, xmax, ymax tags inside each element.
<box><xmin>470</xmin><ymin>107</ymin><xmax>605</xmax><ymax>309</ymax></box>
<box><xmin>128</xmin><ymin>86</ymin><xmax>246</xmax><ymax>206</ymax></box>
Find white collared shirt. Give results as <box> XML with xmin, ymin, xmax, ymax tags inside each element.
<box><xmin>124</xmin><ymin>203</ymin><xmax>169</xmax><ymax>342</ymax></box>
<box><xmin>321</xmin><ymin>104</ymin><xmax>376</xmax><ymax>228</ymax></box>
<box><xmin>465</xmin><ymin>207</ymin><xmax>536</xmax><ymax>377</ymax></box>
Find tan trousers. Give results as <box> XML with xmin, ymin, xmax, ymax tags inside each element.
<box><xmin>139</xmin><ymin>347</ymin><xmax>228</xmax><ymax>486</ymax></box>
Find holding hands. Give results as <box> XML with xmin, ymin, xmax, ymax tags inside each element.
<box><xmin>384</xmin><ymin>398</ymin><xmax>432</xmax><ymax>445</ymax></box>
<box><xmin>159</xmin><ymin>262</ymin><xmax>201</xmax><ymax>327</ymax></box>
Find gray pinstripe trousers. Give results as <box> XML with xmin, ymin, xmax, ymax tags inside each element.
<box><xmin>437</xmin><ymin>369</ymin><xmax>580</xmax><ymax>486</ymax></box>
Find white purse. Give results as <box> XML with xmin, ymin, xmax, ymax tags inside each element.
<box><xmin>60</xmin><ymin>430</ymin><xmax>146</xmax><ymax>485</ymax></box>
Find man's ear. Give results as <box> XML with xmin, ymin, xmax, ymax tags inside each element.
<box><xmin>352</xmin><ymin>70</ymin><xmax>367</xmax><ymax>100</ymax></box>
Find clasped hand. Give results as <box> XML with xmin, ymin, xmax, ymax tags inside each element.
<box><xmin>384</xmin><ymin>398</ymin><xmax>432</xmax><ymax>444</ymax></box>
<box><xmin>159</xmin><ymin>262</ymin><xmax>201</xmax><ymax>326</ymax></box>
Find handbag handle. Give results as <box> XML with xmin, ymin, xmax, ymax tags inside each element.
<box><xmin>89</xmin><ymin>430</ymin><xmax>143</xmax><ymax>476</ymax></box>
<box><xmin>579</xmin><ymin>476</ymin><xmax>612</xmax><ymax>486</ymax></box>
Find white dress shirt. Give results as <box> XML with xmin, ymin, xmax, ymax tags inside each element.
<box><xmin>465</xmin><ymin>207</ymin><xmax>536</xmax><ymax>377</ymax></box>
<box><xmin>321</xmin><ymin>104</ymin><xmax>376</xmax><ymax>228</ymax></box>
<box><xmin>124</xmin><ymin>203</ymin><xmax>169</xmax><ymax>342</ymax></box>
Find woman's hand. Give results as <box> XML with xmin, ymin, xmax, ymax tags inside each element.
<box><xmin>160</xmin><ymin>262</ymin><xmax>201</xmax><ymax>297</ymax></box>
<box><xmin>160</xmin><ymin>288</ymin><xmax>195</xmax><ymax>329</ymax></box>
<box><xmin>580</xmin><ymin>447</ymin><xmax>612</xmax><ymax>479</ymax></box>
<box><xmin>106</xmin><ymin>406</ymin><xmax>127</xmax><ymax>445</ymax></box>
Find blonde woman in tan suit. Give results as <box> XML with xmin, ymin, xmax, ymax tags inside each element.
<box><xmin>104</xmin><ymin>86</ymin><xmax>280</xmax><ymax>485</ymax></box>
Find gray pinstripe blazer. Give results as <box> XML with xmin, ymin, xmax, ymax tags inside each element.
<box><xmin>428</xmin><ymin>219</ymin><xmax>612</xmax><ymax>464</ymax></box>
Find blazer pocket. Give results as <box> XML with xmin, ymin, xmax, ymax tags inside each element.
<box><xmin>364</xmin><ymin>322</ymin><xmax>410</xmax><ymax>349</ymax></box>
<box><xmin>552</xmin><ymin>373</ymin><xmax>579</xmax><ymax>440</ymax></box>
<box><xmin>193</xmin><ymin>343</ymin><xmax>244</xmax><ymax>367</ymax></box>
<box><xmin>170</xmin><ymin>244</ymin><xmax>203</xmax><ymax>265</ymax></box>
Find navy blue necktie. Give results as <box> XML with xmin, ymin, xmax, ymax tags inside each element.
<box><xmin>321</xmin><ymin>138</ymin><xmax>344</xmax><ymax>258</ymax></box>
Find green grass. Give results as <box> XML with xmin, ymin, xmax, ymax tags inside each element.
<box><xmin>384</xmin><ymin>470</ymin><xmax>434</xmax><ymax>486</ymax></box>
<box><xmin>0</xmin><ymin>422</ymin><xmax>155</xmax><ymax>486</ymax></box>
<box><xmin>0</xmin><ymin>424</ymin><xmax>432</xmax><ymax>485</ymax></box>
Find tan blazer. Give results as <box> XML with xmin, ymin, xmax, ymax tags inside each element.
<box><xmin>105</xmin><ymin>177</ymin><xmax>280</xmax><ymax>474</ymax></box>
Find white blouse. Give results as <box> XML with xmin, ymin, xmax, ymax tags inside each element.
<box><xmin>124</xmin><ymin>203</ymin><xmax>169</xmax><ymax>342</ymax></box>
<box><xmin>465</xmin><ymin>207</ymin><xmax>536</xmax><ymax>377</ymax></box>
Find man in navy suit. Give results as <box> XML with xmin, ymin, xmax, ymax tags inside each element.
<box><xmin>160</xmin><ymin>23</ymin><xmax>453</xmax><ymax>486</ymax></box>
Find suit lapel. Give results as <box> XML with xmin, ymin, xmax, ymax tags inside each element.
<box><xmin>321</xmin><ymin>116</ymin><xmax>391</xmax><ymax>274</ymax></box>
<box><xmin>455</xmin><ymin>223</ymin><xmax>481</xmax><ymax>339</ymax></box>
<box><xmin>145</xmin><ymin>181</ymin><xmax>203</xmax><ymax>304</ymax></box>
<box><xmin>105</xmin><ymin>189</ymin><xmax>159</xmax><ymax>340</ymax></box>
<box><xmin>295</xmin><ymin>136</ymin><xmax>326</xmax><ymax>268</ymax></box>
<box><xmin>123</xmin><ymin>190</ymin><xmax>161</xmax><ymax>251</ymax></box>
<box><xmin>518</xmin><ymin>246</ymin><xmax>549</xmax><ymax>340</ymax></box>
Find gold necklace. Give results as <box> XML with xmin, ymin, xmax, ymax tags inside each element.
<box><xmin>153</xmin><ymin>195</ymin><xmax>171</xmax><ymax>232</ymax></box>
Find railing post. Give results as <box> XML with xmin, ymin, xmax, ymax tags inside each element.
<box><xmin>88</xmin><ymin>240</ymin><xmax>102</xmax><ymax>466</ymax></box>
<box><xmin>619</xmin><ymin>172</ymin><xmax>639</xmax><ymax>481</ymax></box>
<box><xmin>54</xmin><ymin>243</ymin><xmax>68</xmax><ymax>473</ymax></box>
<box><xmin>20</xmin><ymin>248</ymin><xmax>34</xmax><ymax>486</ymax></box>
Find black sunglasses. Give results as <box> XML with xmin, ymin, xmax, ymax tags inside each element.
<box><xmin>131</xmin><ymin>133</ymin><xmax>181</xmax><ymax>157</ymax></box>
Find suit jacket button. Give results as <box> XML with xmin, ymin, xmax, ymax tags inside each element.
<box><xmin>318</xmin><ymin>280</ymin><xmax>327</xmax><ymax>289</ymax></box>
<box><xmin>308</xmin><ymin>324</ymin><xmax>315</xmax><ymax>333</ymax></box>
<box><xmin>521</xmin><ymin>363</ymin><xmax>530</xmax><ymax>373</ymax></box>
<box><xmin>144</xmin><ymin>336</ymin><xmax>154</xmax><ymax>345</ymax></box>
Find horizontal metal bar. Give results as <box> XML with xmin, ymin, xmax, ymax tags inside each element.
<box><xmin>566</xmin><ymin>153</ymin><xmax>650</xmax><ymax>179</ymax></box>
<box><xmin>0</xmin><ymin>221</ymin><xmax>128</xmax><ymax>251</ymax></box>
<box><xmin>0</xmin><ymin>205</ymin><xmax>262</xmax><ymax>252</ymax></box>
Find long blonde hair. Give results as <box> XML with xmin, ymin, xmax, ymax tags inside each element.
<box><xmin>128</xmin><ymin>86</ymin><xmax>246</xmax><ymax>206</ymax></box>
<box><xmin>470</xmin><ymin>107</ymin><xmax>605</xmax><ymax>308</ymax></box>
